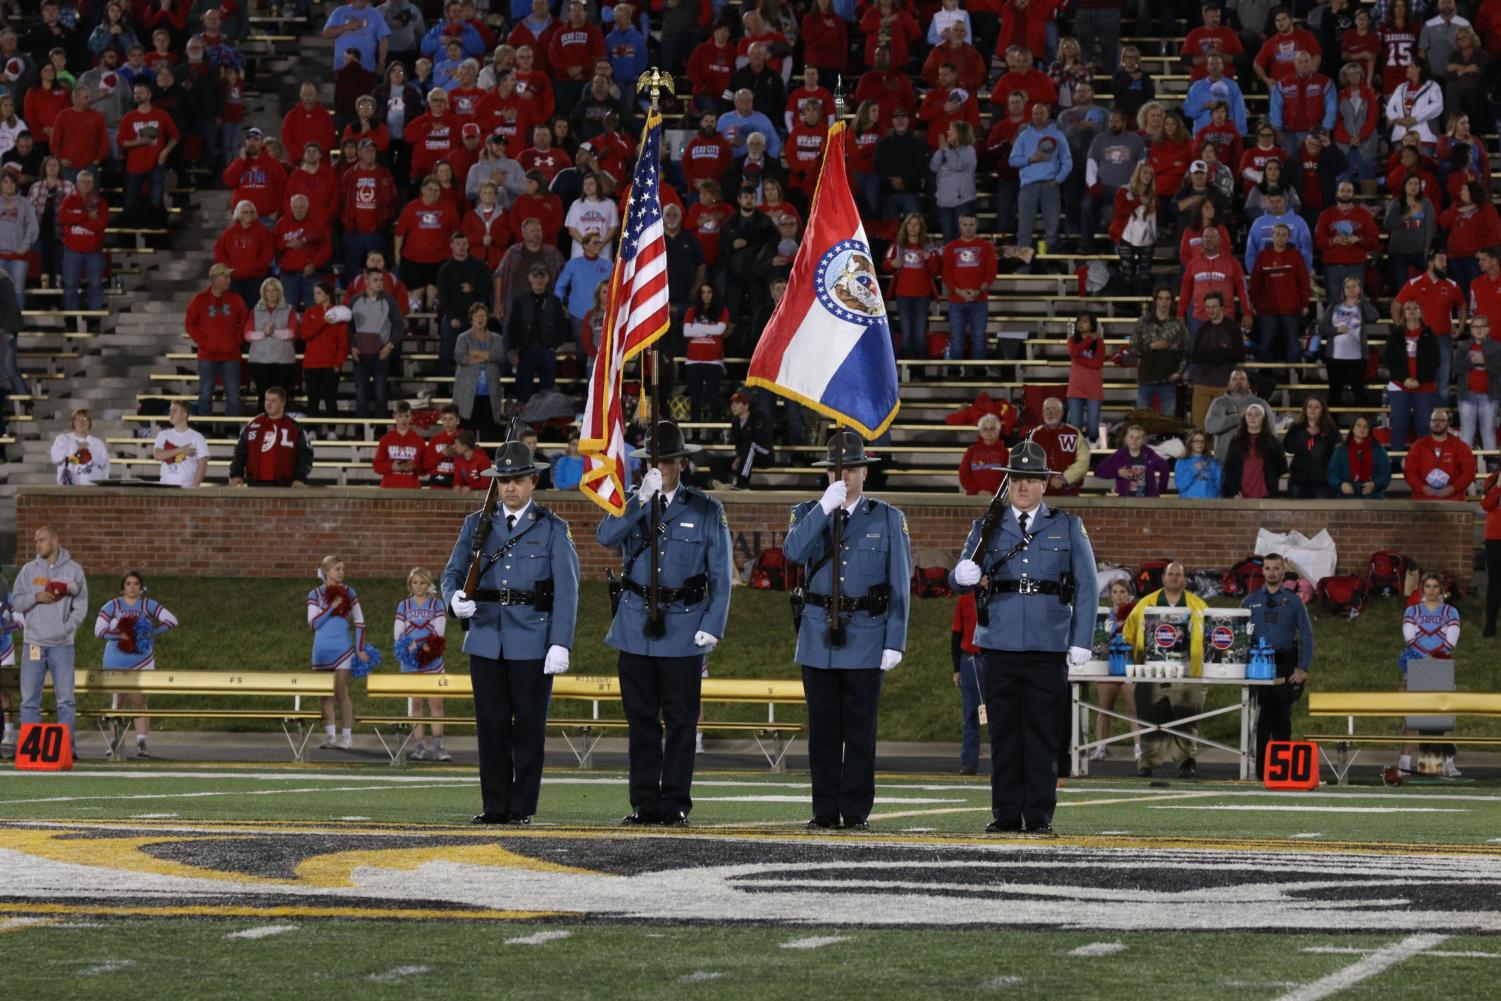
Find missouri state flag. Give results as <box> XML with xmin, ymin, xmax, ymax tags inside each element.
<box><xmin>747</xmin><ymin>122</ymin><xmax>900</xmax><ymax>439</ymax></box>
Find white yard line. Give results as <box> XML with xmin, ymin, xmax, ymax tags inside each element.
<box><xmin>1273</xmin><ymin>934</ymin><xmax>1449</xmax><ymax>1001</ymax></box>
<box><xmin>780</xmin><ymin>936</ymin><xmax>849</xmax><ymax>950</ymax></box>
<box><xmin>78</xmin><ymin>960</ymin><xmax>137</xmax><ymax>976</ymax></box>
<box><xmin>1</xmin><ymin>783</ymin><xmax>461</xmax><ymax>805</ymax></box>
<box><xmin>1069</xmin><ymin>943</ymin><xmax>1126</xmax><ymax>957</ymax></box>
<box><xmin>226</xmin><ymin>925</ymin><xmax>298</xmax><ymax>941</ymax></box>
<box><xmin>367</xmin><ymin>966</ymin><xmax>431</xmax><ymax>982</ymax></box>
<box><xmin>505</xmin><ymin>930</ymin><xmax>573</xmax><ymax>946</ymax></box>
<box><xmin>1149</xmin><ymin>805</ymin><xmax>1467</xmax><ymax>814</ymax></box>
<box><xmin>0</xmin><ymin>917</ymin><xmax>59</xmax><ymax>934</ymax></box>
<box><xmin>679</xmin><ymin>972</ymin><xmax>725</xmax><ymax>983</ymax></box>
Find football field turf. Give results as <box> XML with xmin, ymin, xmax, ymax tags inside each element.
<box><xmin>3</xmin><ymin>766</ymin><xmax>1500</xmax><ymax>1000</ymax></box>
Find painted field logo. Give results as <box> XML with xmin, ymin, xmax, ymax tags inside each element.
<box><xmin>814</xmin><ymin>240</ymin><xmax>883</xmax><ymax>324</ymax></box>
<box><xmin>1210</xmin><ymin>625</ymin><xmax>1235</xmax><ymax>651</ymax></box>
<box><xmin>1153</xmin><ymin>623</ymin><xmax>1180</xmax><ymax>651</ymax></box>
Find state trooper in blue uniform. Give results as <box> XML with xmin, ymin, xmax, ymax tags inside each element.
<box><xmin>442</xmin><ymin>441</ymin><xmax>580</xmax><ymax>825</ymax></box>
<box><xmin>1241</xmin><ymin>552</ymin><xmax>1314</xmax><ymax>778</ymax></box>
<box><xmin>598</xmin><ymin>421</ymin><xmax>733</xmax><ymax>826</ymax></box>
<box><xmin>783</xmin><ymin>432</ymin><xmax>911</xmax><ymax>831</ymax></box>
<box><xmin>951</xmin><ymin>441</ymin><xmax>1098</xmax><ymax>835</ymax></box>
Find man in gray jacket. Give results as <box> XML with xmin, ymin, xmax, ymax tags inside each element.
<box><xmin>12</xmin><ymin>525</ymin><xmax>87</xmax><ymax>751</ymax></box>
<box><xmin>350</xmin><ymin>269</ymin><xmax>404</xmax><ymax>419</ymax></box>
<box><xmin>1205</xmin><ymin>368</ymin><xmax>1272</xmax><ymax>463</ymax></box>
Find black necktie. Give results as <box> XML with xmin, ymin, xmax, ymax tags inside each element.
<box><xmin>1017</xmin><ymin>511</ymin><xmax>1029</xmax><ymax>536</ymax></box>
<box><xmin>506</xmin><ymin>514</ymin><xmax>516</xmax><ymax>532</ymax></box>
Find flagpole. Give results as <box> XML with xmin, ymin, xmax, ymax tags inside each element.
<box><xmin>826</xmin><ymin>79</ymin><xmax>849</xmax><ymax>651</ymax></box>
<box><xmin>638</xmin><ymin>67</ymin><xmax>674</xmax><ymax>640</ymax></box>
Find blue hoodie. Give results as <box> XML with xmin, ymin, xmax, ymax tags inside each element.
<box><xmin>1008</xmin><ymin>121</ymin><xmax>1072</xmax><ymax>185</ymax></box>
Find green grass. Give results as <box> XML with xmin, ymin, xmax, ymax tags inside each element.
<box><xmin>12</xmin><ymin>575</ymin><xmax>1499</xmax><ymax>741</ymax></box>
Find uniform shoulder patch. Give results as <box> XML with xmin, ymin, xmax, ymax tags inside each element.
<box><xmin>901</xmin><ymin>513</ymin><xmax>909</xmax><ymax>535</ymax></box>
<box><xmin>720</xmin><ymin>507</ymin><xmax>729</xmax><ymax>528</ymax></box>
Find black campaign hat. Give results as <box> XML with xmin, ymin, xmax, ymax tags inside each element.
<box><xmin>812</xmin><ymin>430</ymin><xmax>881</xmax><ymax>468</ymax></box>
<box><xmin>998</xmin><ymin>439</ymin><xmax>1056</xmax><ymax>478</ymax></box>
<box><xmin>484</xmin><ymin>440</ymin><xmax>545</xmax><ymax>478</ymax></box>
<box><xmin>628</xmin><ymin>420</ymin><xmax>702</xmax><ymax>460</ymax></box>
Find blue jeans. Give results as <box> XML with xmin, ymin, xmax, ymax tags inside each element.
<box><xmin>1340</xmin><ymin>142</ymin><xmax>1376</xmax><ymax>181</ymax></box>
<box><xmin>1459</xmin><ymin>393</ymin><xmax>1499</xmax><ymax>454</ymax></box>
<box><xmin>1016</xmin><ymin>181</ymin><xmax>1061</xmax><ymax>248</ymax></box>
<box><xmin>946</xmin><ymin>301</ymin><xmax>988</xmax><ymax>359</ymax></box>
<box><xmin>896</xmin><ymin>295</ymin><xmax>930</xmax><ymax>359</ymax></box>
<box><xmin>937</xmin><ymin>200</ymin><xmax>975</xmax><ymax>244</ymax></box>
<box><xmin>0</xmin><ymin>256</ymin><xmax>26</xmax><ymax>310</ymax></box>
<box><xmin>958</xmin><ymin>652</ymin><xmax>987</xmax><ymax>770</ymax></box>
<box><xmin>439</xmin><ymin>315</ymin><xmax>464</xmax><ymax>377</ymax></box>
<box><xmin>197</xmin><ymin>359</ymin><xmax>242</xmax><ymax>416</ymax></box>
<box><xmin>514</xmin><ymin>345</ymin><xmax>556</xmax><ymax>402</ymax></box>
<box><xmin>20</xmin><ymin>643</ymin><xmax>76</xmax><ymax>736</ymax></box>
<box><xmin>1389</xmin><ymin>389</ymin><xmax>1435</xmax><ymax>451</ymax></box>
<box><xmin>124</xmin><ymin>166</ymin><xmax>165</xmax><ymax>215</ymax></box>
<box><xmin>343</xmin><ymin>229</ymin><xmax>385</xmax><ymax>288</ymax></box>
<box><xmin>850</xmin><ymin>171</ymin><xmax>880</xmax><ymax>216</ymax></box>
<box><xmin>1137</xmin><ymin>382</ymin><xmax>1177</xmax><ymax>413</ymax></box>
<box><xmin>354</xmin><ymin>352</ymin><xmax>389</xmax><ymax>418</ymax></box>
<box><xmin>880</xmin><ymin>191</ymin><xmax>922</xmax><ymax>221</ymax></box>
<box><xmin>1067</xmin><ymin>397</ymin><xmax>1101</xmax><ymax>434</ymax></box>
<box><xmin>1451</xmin><ymin>257</ymin><xmax>1481</xmax><ymax>299</ymax></box>
<box><xmin>62</xmin><ymin>248</ymin><xmax>103</xmax><ymax>311</ymax></box>
<box><xmin>1256</xmin><ymin>312</ymin><xmax>1302</xmax><ymax>363</ymax></box>
<box><xmin>280</xmin><ymin>270</ymin><xmax>315</xmax><ymax>313</ymax></box>
<box><xmin>1434</xmin><ymin>333</ymin><xmax>1454</xmax><ymax>408</ymax></box>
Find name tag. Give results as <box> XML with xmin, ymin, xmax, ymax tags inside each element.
<box><xmin>866</xmin><ymin>533</ymin><xmax>881</xmax><ymax>539</ymax></box>
<box><xmin>680</xmin><ymin>522</ymin><xmax>694</xmax><ymax>528</ymax></box>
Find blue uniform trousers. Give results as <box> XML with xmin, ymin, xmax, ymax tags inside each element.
<box><xmin>469</xmin><ymin>654</ymin><xmax>551</xmax><ymax>819</ymax></box>
<box><xmin>802</xmin><ymin>666</ymin><xmax>882</xmax><ymax>825</ymax></box>
<box><xmin>618</xmin><ymin>651</ymin><xmax>703</xmax><ymax>820</ymax></box>
<box><xmin>983</xmin><ymin>649</ymin><xmax>1067</xmax><ymax>829</ymax></box>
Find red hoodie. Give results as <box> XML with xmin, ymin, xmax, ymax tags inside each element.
<box><xmin>299</xmin><ymin>303</ymin><xmax>348</xmax><ymax>370</ymax></box>
<box><xmin>548</xmin><ymin>22</ymin><xmax>605</xmax><ymax>80</ymax></box>
<box><xmin>1482</xmin><ymin>472</ymin><xmax>1501</xmax><ymax>540</ymax></box>
<box><xmin>222</xmin><ymin>151</ymin><xmax>286</xmax><ymax>218</ymax></box>
<box><xmin>1404</xmin><ymin>434</ymin><xmax>1477</xmax><ymax>501</ymax></box>
<box><xmin>50</xmin><ymin>106</ymin><xmax>109</xmax><ymax>168</ymax></box>
<box><xmin>1440</xmin><ymin>201</ymin><xmax>1501</xmax><ymax>258</ymax></box>
<box><xmin>405</xmin><ymin>112</ymin><xmax>458</xmax><ymax>181</ymax></box>
<box><xmin>452</xmin><ymin>447</ymin><xmax>493</xmax><ymax>490</ymax></box>
<box><xmin>942</xmin><ymin>238</ymin><xmax>997</xmax><ymax>304</ymax></box>
<box><xmin>273</xmin><ymin>215</ymin><xmax>331</xmax><ymax>274</ymax></box>
<box><xmin>373</xmin><ymin>428</ymin><xmax>426</xmax><ymax>488</ymax></box>
<box><xmin>59</xmin><ymin>192</ymin><xmax>108</xmax><ymax>253</ymax></box>
<box><xmin>1250</xmin><ymin>246</ymin><xmax>1311</xmax><ymax>317</ymax></box>
<box><xmin>213</xmin><ymin>221</ymin><xmax>275</xmax><ymax>279</ymax></box>
<box><xmin>883</xmin><ymin>239</ymin><xmax>941</xmax><ymax>298</ymax></box>
<box><xmin>959</xmin><ymin>438</ymin><xmax>1010</xmax><ymax>496</ymax></box>
<box><xmin>1314</xmin><ymin>203</ymin><xmax>1379</xmax><ymax>265</ymax></box>
<box><xmin>424</xmin><ymin>427</ymin><xmax>460</xmax><ymax>483</ymax></box>
<box><xmin>462</xmin><ymin>203</ymin><xmax>510</xmax><ymax>272</ymax></box>
<box><xmin>281</xmin><ymin>104</ymin><xmax>336</xmax><ymax>163</ymax></box>
<box><xmin>394</xmin><ymin>197</ymin><xmax>461</xmax><ymax>264</ymax></box>
<box><xmin>284</xmin><ymin>163</ymin><xmax>341</xmax><ymax>227</ymax></box>
<box><xmin>185</xmin><ymin>288</ymin><xmax>248</xmax><ymax>361</ymax></box>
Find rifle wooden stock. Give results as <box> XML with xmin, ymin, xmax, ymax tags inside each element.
<box><xmin>968</xmin><ymin>476</ymin><xmax>1009</xmax><ymax>627</ymax></box>
<box><xmin>462</xmin><ymin>474</ymin><xmax>501</xmax><ymax>598</ymax></box>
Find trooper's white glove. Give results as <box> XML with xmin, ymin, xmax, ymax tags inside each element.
<box><xmin>450</xmin><ymin>589</ymin><xmax>477</xmax><ymax>619</ymax></box>
<box><xmin>544</xmin><ymin>645</ymin><xmax>570</xmax><ymax>675</ymax></box>
<box><xmin>1067</xmin><ymin>646</ymin><xmax>1092</xmax><ymax>667</ymax></box>
<box><xmin>880</xmin><ymin>649</ymin><xmax>903</xmax><ymax>672</ymax></box>
<box><xmin>636</xmin><ymin>467</ymin><xmax>663</xmax><ymax>504</ymax></box>
<box><xmin>694</xmin><ymin>631</ymin><xmax>718</xmax><ymax>651</ymax></box>
<box><xmin>953</xmin><ymin>559</ymin><xmax>982</xmax><ymax>587</ymax></box>
<box><xmin>818</xmin><ymin>480</ymin><xmax>848</xmax><ymax>515</ymax></box>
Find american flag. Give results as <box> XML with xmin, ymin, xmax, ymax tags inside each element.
<box><xmin>579</xmin><ymin>109</ymin><xmax>670</xmax><ymax>515</ymax></box>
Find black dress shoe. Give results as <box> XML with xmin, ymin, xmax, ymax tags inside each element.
<box><xmin>620</xmin><ymin>811</ymin><xmax>658</xmax><ymax>825</ymax></box>
<box><xmin>1137</xmin><ymin>766</ymin><xmax>1153</xmax><ymax>777</ymax></box>
<box><xmin>660</xmin><ymin>811</ymin><xmax>688</xmax><ymax>827</ymax></box>
<box><xmin>985</xmin><ymin>819</ymin><xmax>1023</xmax><ymax>833</ymax></box>
<box><xmin>841</xmin><ymin>819</ymin><xmax>870</xmax><ymax>831</ymax></box>
<box><xmin>507</xmin><ymin>815</ymin><xmax>533</xmax><ymax>825</ymax></box>
<box><xmin>471</xmin><ymin>813</ymin><xmax>508</xmax><ymax>825</ymax></box>
<box><xmin>1027</xmin><ymin>824</ymin><xmax>1058</xmax><ymax>837</ymax></box>
<box><xmin>958</xmin><ymin>765</ymin><xmax>978</xmax><ymax>776</ymax></box>
<box><xmin>1178</xmin><ymin>757</ymin><xmax>1197</xmax><ymax>779</ymax></box>
<box><xmin>805</xmin><ymin>816</ymin><xmax>838</xmax><ymax>829</ymax></box>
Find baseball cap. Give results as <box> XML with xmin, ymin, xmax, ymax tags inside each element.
<box><xmin>730</xmin><ymin>391</ymin><xmax>751</xmax><ymax>407</ymax></box>
<box><xmin>357</xmin><ymin>137</ymin><xmax>377</xmax><ymax>149</ymax></box>
<box><xmin>487</xmin><ymin>131</ymin><xmax>506</xmax><ymax>144</ymax></box>
<box><xmin>1190</xmin><ymin>159</ymin><xmax>1207</xmax><ymax>173</ymax></box>
<box><xmin>246</xmin><ymin>127</ymin><xmax>263</xmax><ymax>139</ymax></box>
<box><xmin>209</xmin><ymin>263</ymin><xmax>234</xmax><ymax>278</ymax></box>
<box><xmin>461</xmin><ymin>122</ymin><xmax>482</xmax><ymax>138</ymax></box>
<box><xmin>949</xmin><ymin>88</ymin><xmax>969</xmax><ymax>104</ymax></box>
<box><xmin>891</xmin><ymin>106</ymin><xmax>910</xmax><ymax>119</ymax></box>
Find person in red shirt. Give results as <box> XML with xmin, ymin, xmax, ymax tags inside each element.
<box><xmin>213</xmin><ymin>200</ymin><xmax>275</xmax><ymax>308</ymax></box>
<box><xmin>508</xmin><ymin>0</ymin><xmax>560</xmax><ymax>73</ymax></box>
<box><xmin>918</xmin><ymin>65</ymin><xmax>981</xmax><ymax>151</ymax></box>
<box><xmin>1470</xmin><ymin>245</ymin><xmax>1501</xmax><ymax>331</ymax></box>
<box><xmin>1439</xmin><ymin>181</ymin><xmax>1501</xmax><ymax>295</ymax></box>
<box><xmin>1066</xmin><ymin>312</ymin><xmax>1107</xmax><ymax>433</ymax></box>
<box><xmin>423</xmin><ymin>404</ymin><xmax>463</xmax><ymax>486</ymax></box>
<box><xmin>118</xmin><ymin>80</ymin><xmax>179</xmax><ymax>221</ymax></box>
<box><xmin>448</xmin><ymin>122</ymin><xmax>485</xmax><ymax>189</ymax></box>
<box><xmin>511</xmin><ymin>170</ymin><xmax>564</xmax><ymax>245</ymax></box>
<box><xmin>1178</xmin><ymin>225</ymin><xmax>1254</xmax><ymax>325</ymax></box>
<box><xmin>958</xmin><ymin>413</ymin><xmax>1010</xmax><ymax>496</ymax></box>
<box><xmin>517</xmin><ymin>123</ymin><xmax>572</xmax><ymax>184</ymax></box>
<box><xmin>1030</xmin><ymin>396</ymin><xmax>1092</xmax><ymax>496</ymax></box>
<box><xmin>548</xmin><ymin>0</ymin><xmax>605</xmax><ymax>106</ymax></box>
<box><xmin>1315</xmin><ymin>179</ymin><xmax>1380</xmax><ymax>293</ymax></box>
<box><xmin>941</xmin><ymin>212</ymin><xmax>996</xmax><ymax>361</ymax></box>
<box><xmin>59</xmin><ymin>168</ymin><xmax>107</xmax><ymax>311</ymax></box>
<box><xmin>50</xmin><ymin>83</ymin><xmax>109</xmax><ymax>176</ymax></box>
<box><xmin>273</xmin><ymin>194</ymin><xmax>331</xmax><ymax>311</ymax></box>
<box><xmin>185</xmin><ymin>263</ymin><xmax>249</xmax><ymax>416</ymax></box>
<box><xmin>228</xmin><ymin>387</ymin><xmax>313</xmax><ymax>487</ymax></box>
<box><xmin>1250</xmin><ymin>223</ymin><xmax>1311</xmax><ymax>363</ymax></box>
<box><xmin>923</xmin><ymin>24</ymin><xmax>989</xmax><ymax>94</ymax></box>
<box><xmin>882</xmin><ymin>212</ymin><xmax>941</xmax><ymax>359</ymax></box>
<box><xmin>686</xmin><ymin>22</ymin><xmax>736</xmax><ymax>115</ymax></box>
<box><xmin>462</xmin><ymin>178</ymin><xmax>510</xmax><ymax>271</ymax></box>
<box><xmin>475</xmin><ymin>71</ymin><xmax>532</xmax><ymax>155</ymax></box>
<box><xmin>984</xmin><ymin>89</ymin><xmax>1029</xmax><ymax>239</ymax></box>
<box><xmin>450</xmin><ymin>429</ymin><xmax>492</xmax><ymax>492</ymax></box>
<box><xmin>221</xmin><ymin>127</ymin><xmax>285</xmax><ymax>220</ymax></box>
<box><xmin>1395</xmin><ymin>250</ymin><xmax>1468</xmax><ymax>403</ymax></box>
<box><xmin>855</xmin><ymin>45</ymin><xmax>919</xmax><ymax>129</ymax></box>
<box><xmin>284</xmin><ymin>141</ymin><xmax>339</xmax><ymax>229</ymax></box>
<box><xmin>447</xmin><ymin>61</ymin><xmax>487</xmax><ymax>121</ymax></box>
<box><xmin>1181</xmin><ymin>3</ymin><xmax>1244</xmax><ymax>79</ymax></box>
<box><xmin>280</xmin><ymin>81</ymin><xmax>335</xmax><ymax>166</ymax></box>
<box><xmin>1194</xmin><ymin>105</ymin><xmax>1243</xmax><ymax>173</ymax></box>
<box><xmin>783</xmin><ymin>100</ymin><xmax>829</xmax><ymax>197</ymax></box>
<box><xmin>405</xmin><ymin>87</ymin><xmax>458</xmax><ymax>184</ymax></box>
<box><xmin>738</xmin><ymin>8</ymin><xmax>794</xmax><ymax>76</ymax></box>
<box><xmin>685</xmin><ymin>177</ymin><xmax>732</xmax><ymax>266</ymax></box>
<box><xmin>373</xmin><ymin>401</ymin><xmax>426</xmax><ymax>489</ymax></box>
<box><xmin>989</xmin><ymin>45</ymin><xmax>1057</xmax><ymax>114</ymax></box>
<box><xmin>1238</xmin><ymin>124</ymin><xmax>1285</xmax><ymax>193</ymax></box>
<box><xmin>340</xmin><ymin>138</ymin><xmax>399</xmax><ymax>283</ymax></box>
<box><xmin>783</xmin><ymin>65</ymin><xmax>836</xmax><ymax>133</ymax></box>
<box><xmin>1341</xmin><ymin>7</ymin><xmax>1382</xmax><ymax>87</ymax></box>
<box><xmin>1404</xmin><ymin>408</ymin><xmax>1477</xmax><ymax>500</ymax></box>
<box><xmin>1253</xmin><ymin>7</ymin><xmax>1322</xmax><ymax>88</ymax></box>
<box><xmin>511</xmin><ymin>44</ymin><xmax>556</xmax><ymax>126</ymax></box>
<box><xmin>801</xmin><ymin>0</ymin><xmax>848</xmax><ymax>78</ymax></box>
<box><xmin>394</xmin><ymin>176</ymin><xmax>461</xmax><ymax>308</ymax></box>
<box><xmin>682</xmin><ymin>110</ymin><xmax>732</xmax><ymax>189</ymax></box>
<box><xmin>300</xmin><ymin>281</ymin><xmax>349</xmax><ymax>421</ymax></box>
<box><xmin>859</xmin><ymin>0</ymin><xmax>919</xmax><ymax>70</ymax></box>
<box><xmin>24</xmin><ymin>64</ymin><xmax>68</xmax><ymax>153</ymax></box>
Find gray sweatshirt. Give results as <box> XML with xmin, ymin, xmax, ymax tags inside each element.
<box><xmin>10</xmin><ymin>545</ymin><xmax>88</xmax><ymax>647</ymax></box>
<box><xmin>0</xmin><ymin>194</ymin><xmax>38</xmax><ymax>256</ymax></box>
<box><xmin>246</xmin><ymin>301</ymin><xmax>297</xmax><ymax>365</ymax></box>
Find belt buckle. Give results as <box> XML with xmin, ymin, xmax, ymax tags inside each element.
<box><xmin>1017</xmin><ymin>577</ymin><xmax>1040</xmax><ymax>596</ymax></box>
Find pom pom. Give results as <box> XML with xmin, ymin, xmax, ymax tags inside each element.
<box><xmin>350</xmin><ymin>643</ymin><xmax>381</xmax><ymax>679</ymax></box>
<box><xmin>323</xmin><ymin>584</ymin><xmax>350</xmax><ymax>615</ymax></box>
<box><xmin>134</xmin><ymin>615</ymin><xmax>156</xmax><ymax>658</ymax></box>
<box><xmin>45</xmin><ymin>580</ymin><xmax>71</xmax><ymax>599</ymax></box>
<box><xmin>395</xmin><ymin>631</ymin><xmax>445</xmax><ymax>673</ymax></box>
<box><xmin>116</xmin><ymin>613</ymin><xmax>139</xmax><ymax>654</ymax></box>
<box><xmin>324</xmin><ymin>305</ymin><xmax>353</xmax><ymax>323</ymax></box>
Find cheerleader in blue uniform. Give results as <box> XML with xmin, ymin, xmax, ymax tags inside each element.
<box><xmin>309</xmin><ymin>555</ymin><xmax>367</xmax><ymax>750</ymax></box>
<box><xmin>1398</xmin><ymin>573</ymin><xmax>1463</xmax><ymax>778</ymax></box>
<box><xmin>395</xmin><ymin>567</ymin><xmax>449</xmax><ymax>761</ymax></box>
<box><xmin>94</xmin><ymin>571</ymin><xmax>179</xmax><ymax>758</ymax></box>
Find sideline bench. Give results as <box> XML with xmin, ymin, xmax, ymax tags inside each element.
<box><xmin>2</xmin><ymin>668</ymin><xmax>335</xmax><ymax>762</ymax></box>
<box><xmin>363</xmin><ymin>674</ymin><xmax>806</xmax><ymax>771</ymax></box>
<box><xmin>1306</xmin><ymin>692</ymin><xmax>1501</xmax><ymax>784</ymax></box>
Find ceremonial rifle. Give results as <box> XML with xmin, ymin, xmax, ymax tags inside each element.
<box><xmin>965</xmin><ymin>473</ymin><xmax>1011</xmax><ymax>628</ymax></box>
<box><xmin>459</xmin><ymin>414</ymin><xmax>522</xmax><ymax>631</ymax></box>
